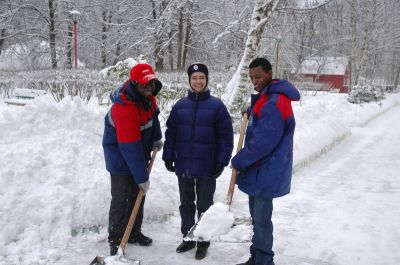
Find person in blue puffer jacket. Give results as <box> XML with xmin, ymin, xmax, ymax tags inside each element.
<box><xmin>232</xmin><ymin>58</ymin><xmax>300</xmax><ymax>265</ymax></box>
<box><xmin>163</xmin><ymin>63</ymin><xmax>233</xmax><ymax>260</ymax></box>
<box><xmin>102</xmin><ymin>63</ymin><xmax>163</xmax><ymax>256</ymax></box>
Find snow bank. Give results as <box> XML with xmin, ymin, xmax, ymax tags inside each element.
<box><xmin>293</xmin><ymin>93</ymin><xmax>400</xmax><ymax>172</ymax></box>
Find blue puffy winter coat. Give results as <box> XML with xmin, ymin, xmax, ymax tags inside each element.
<box><xmin>231</xmin><ymin>80</ymin><xmax>300</xmax><ymax>198</ymax></box>
<box><xmin>163</xmin><ymin>89</ymin><xmax>233</xmax><ymax>178</ymax></box>
<box><xmin>102</xmin><ymin>81</ymin><xmax>162</xmax><ymax>184</ymax></box>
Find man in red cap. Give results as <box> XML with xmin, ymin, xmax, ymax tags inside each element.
<box><xmin>102</xmin><ymin>63</ymin><xmax>163</xmax><ymax>255</ymax></box>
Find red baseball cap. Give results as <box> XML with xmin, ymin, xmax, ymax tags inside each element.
<box><xmin>130</xmin><ymin>63</ymin><xmax>162</xmax><ymax>95</ymax></box>
<box><xmin>130</xmin><ymin>63</ymin><xmax>158</xmax><ymax>84</ymax></box>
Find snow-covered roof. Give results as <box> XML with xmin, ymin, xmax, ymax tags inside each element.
<box><xmin>298</xmin><ymin>57</ymin><xmax>349</xmax><ymax>75</ymax></box>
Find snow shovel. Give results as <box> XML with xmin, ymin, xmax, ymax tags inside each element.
<box><xmin>90</xmin><ymin>149</ymin><xmax>158</xmax><ymax>265</ymax></box>
<box><xmin>184</xmin><ymin>113</ymin><xmax>248</xmax><ymax>241</ymax></box>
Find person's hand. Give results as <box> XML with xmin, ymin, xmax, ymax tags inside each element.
<box><xmin>213</xmin><ymin>163</ymin><xmax>224</xmax><ymax>179</ymax></box>
<box><xmin>153</xmin><ymin>139</ymin><xmax>163</xmax><ymax>151</ymax></box>
<box><xmin>139</xmin><ymin>180</ymin><xmax>150</xmax><ymax>194</ymax></box>
<box><xmin>164</xmin><ymin>160</ymin><xmax>175</xmax><ymax>172</ymax></box>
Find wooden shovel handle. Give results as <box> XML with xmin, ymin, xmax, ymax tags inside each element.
<box><xmin>226</xmin><ymin>113</ymin><xmax>248</xmax><ymax>209</ymax></box>
<box><xmin>119</xmin><ymin>149</ymin><xmax>158</xmax><ymax>253</ymax></box>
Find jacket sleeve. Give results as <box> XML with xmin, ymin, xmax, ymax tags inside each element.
<box><xmin>231</xmin><ymin>101</ymin><xmax>284</xmax><ymax>170</ymax></box>
<box><xmin>216</xmin><ymin>103</ymin><xmax>234</xmax><ymax>166</ymax></box>
<box><xmin>162</xmin><ymin>106</ymin><xmax>177</xmax><ymax>162</ymax></box>
<box><xmin>112</xmin><ymin>105</ymin><xmax>149</xmax><ymax>184</ymax></box>
<box><xmin>154</xmin><ymin>107</ymin><xmax>162</xmax><ymax>142</ymax></box>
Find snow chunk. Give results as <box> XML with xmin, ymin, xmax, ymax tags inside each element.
<box><xmin>193</xmin><ymin>202</ymin><xmax>234</xmax><ymax>241</ymax></box>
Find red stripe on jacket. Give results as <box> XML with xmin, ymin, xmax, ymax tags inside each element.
<box><xmin>252</xmin><ymin>93</ymin><xmax>293</xmax><ymax>121</ymax></box>
<box><xmin>276</xmin><ymin>94</ymin><xmax>293</xmax><ymax>121</ymax></box>
<box><xmin>253</xmin><ymin>94</ymin><xmax>268</xmax><ymax>117</ymax></box>
<box><xmin>112</xmin><ymin>96</ymin><xmax>157</xmax><ymax>143</ymax></box>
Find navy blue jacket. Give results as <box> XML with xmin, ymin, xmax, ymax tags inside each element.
<box><xmin>231</xmin><ymin>80</ymin><xmax>300</xmax><ymax>198</ymax></box>
<box><xmin>102</xmin><ymin>81</ymin><xmax>162</xmax><ymax>184</ymax></box>
<box><xmin>163</xmin><ymin>89</ymin><xmax>233</xmax><ymax>178</ymax></box>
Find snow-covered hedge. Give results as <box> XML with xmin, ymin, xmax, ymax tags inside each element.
<box><xmin>347</xmin><ymin>84</ymin><xmax>385</xmax><ymax>104</ymax></box>
<box><xmin>0</xmin><ymin>70</ymin><xmax>115</xmax><ymax>103</ymax></box>
<box><xmin>0</xmin><ymin>68</ymin><xmax>231</xmax><ymax>109</ymax></box>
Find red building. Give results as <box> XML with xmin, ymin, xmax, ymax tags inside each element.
<box><xmin>298</xmin><ymin>57</ymin><xmax>351</xmax><ymax>93</ymax></box>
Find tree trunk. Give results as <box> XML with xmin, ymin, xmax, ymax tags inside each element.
<box><xmin>354</xmin><ymin>1</ymin><xmax>377</xmax><ymax>85</ymax></box>
<box><xmin>48</xmin><ymin>0</ymin><xmax>57</xmax><ymax>69</ymax></box>
<box><xmin>226</xmin><ymin>0</ymin><xmax>281</xmax><ymax>112</ymax></box>
<box><xmin>181</xmin><ymin>17</ymin><xmax>191</xmax><ymax>71</ymax></box>
<box><xmin>66</xmin><ymin>14</ymin><xmax>73</xmax><ymax>69</ymax></box>
<box><xmin>177</xmin><ymin>8</ymin><xmax>183</xmax><ymax>71</ymax></box>
<box><xmin>101</xmin><ymin>11</ymin><xmax>107</xmax><ymax>67</ymax></box>
<box><xmin>169</xmin><ymin>30</ymin><xmax>174</xmax><ymax>71</ymax></box>
<box><xmin>0</xmin><ymin>28</ymin><xmax>6</xmax><ymax>56</ymax></box>
<box><xmin>153</xmin><ymin>0</ymin><xmax>165</xmax><ymax>71</ymax></box>
<box><xmin>350</xmin><ymin>0</ymin><xmax>357</xmax><ymax>89</ymax></box>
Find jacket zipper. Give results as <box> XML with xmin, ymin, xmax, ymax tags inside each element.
<box><xmin>189</xmin><ymin>93</ymin><xmax>199</xmax><ymax>176</ymax></box>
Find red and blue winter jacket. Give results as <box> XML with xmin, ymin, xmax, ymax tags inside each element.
<box><xmin>231</xmin><ymin>80</ymin><xmax>300</xmax><ymax>198</ymax></box>
<box><xmin>102</xmin><ymin>81</ymin><xmax>162</xmax><ymax>184</ymax></box>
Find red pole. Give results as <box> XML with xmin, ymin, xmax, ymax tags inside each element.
<box><xmin>73</xmin><ymin>21</ymin><xmax>77</xmax><ymax>68</ymax></box>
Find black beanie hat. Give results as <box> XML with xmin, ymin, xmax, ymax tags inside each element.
<box><xmin>187</xmin><ymin>63</ymin><xmax>209</xmax><ymax>90</ymax></box>
<box><xmin>187</xmin><ymin>63</ymin><xmax>208</xmax><ymax>79</ymax></box>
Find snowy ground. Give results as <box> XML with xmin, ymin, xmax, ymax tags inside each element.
<box><xmin>0</xmin><ymin>92</ymin><xmax>399</xmax><ymax>265</ymax></box>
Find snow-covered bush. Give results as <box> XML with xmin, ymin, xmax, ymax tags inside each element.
<box><xmin>99</xmin><ymin>57</ymin><xmax>140</xmax><ymax>81</ymax></box>
<box><xmin>347</xmin><ymin>84</ymin><xmax>385</xmax><ymax>104</ymax></box>
<box><xmin>0</xmin><ymin>70</ymin><xmax>115</xmax><ymax>103</ymax></box>
<box><xmin>1</xmin><ymin>58</ymin><xmax>232</xmax><ymax>119</ymax></box>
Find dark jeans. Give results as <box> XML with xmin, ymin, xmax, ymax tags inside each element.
<box><xmin>249</xmin><ymin>196</ymin><xmax>275</xmax><ymax>265</ymax></box>
<box><xmin>108</xmin><ymin>174</ymin><xmax>145</xmax><ymax>242</ymax></box>
<box><xmin>178</xmin><ymin>176</ymin><xmax>216</xmax><ymax>244</ymax></box>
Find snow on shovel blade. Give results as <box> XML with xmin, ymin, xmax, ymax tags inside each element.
<box><xmin>89</xmin><ymin>254</ymin><xmax>141</xmax><ymax>265</ymax></box>
<box><xmin>89</xmin><ymin>256</ymin><xmax>106</xmax><ymax>265</ymax></box>
<box><xmin>184</xmin><ymin>202</ymin><xmax>234</xmax><ymax>242</ymax></box>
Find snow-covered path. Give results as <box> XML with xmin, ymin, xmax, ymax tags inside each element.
<box><xmin>274</xmin><ymin>105</ymin><xmax>400</xmax><ymax>265</ymax></box>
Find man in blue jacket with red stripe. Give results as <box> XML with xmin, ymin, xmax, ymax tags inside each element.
<box><xmin>102</xmin><ymin>63</ymin><xmax>163</xmax><ymax>256</ymax></box>
<box><xmin>232</xmin><ymin>58</ymin><xmax>300</xmax><ymax>265</ymax></box>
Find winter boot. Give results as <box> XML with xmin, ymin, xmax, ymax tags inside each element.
<box><xmin>109</xmin><ymin>240</ymin><xmax>120</xmax><ymax>256</ymax></box>
<box><xmin>195</xmin><ymin>241</ymin><xmax>209</xmax><ymax>260</ymax></box>
<box><xmin>128</xmin><ymin>232</ymin><xmax>153</xmax><ymax>246</ymax></box>
<box><xmin>176</xmin><ymin>240</ymin><xmax>196</xmax><ymax>253</ymax></box>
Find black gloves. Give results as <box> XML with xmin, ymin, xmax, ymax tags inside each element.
<box><xmin>165</xmin><ymin>160</ymin><xmax>175</xmax><ymax>172</ymax></box>
<box><xmin>213</xmin><ymin>163</ymin><xmax>224</xmax><ymax>179</ymax></box>
<box><xmin>165</xmin><ymin>161</ymin><xmax>223</xmax><ymax>177</ymax></box>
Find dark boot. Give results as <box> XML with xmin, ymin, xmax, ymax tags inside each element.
<box><xmin>109</xmin><ymin>240</ymin><xmax>120</xmax><ymax>256</ymax></box>
<box><xmin>195</xmin><ymin>241</ymin><xmax>209</xmax><ymax>260</ymax></box>
<box><xmin>176</xmin><ymin>240</ymin><xmax>196</xmax><ymax>253</ymax></box>
<box><xmin>128</xmin><ymin>232</ymin><xmax>153</xmax><ymax>246</ymax></box>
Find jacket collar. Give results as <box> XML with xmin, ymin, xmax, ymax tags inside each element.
<box><xmin>187</xmin><ymin>89</ymin><xmax>211</xmax><ymax>101</ymax></box>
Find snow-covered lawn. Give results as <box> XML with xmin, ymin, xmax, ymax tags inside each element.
<box><xmin>0</xmin><ymin>92</ymin><xmax>399</xmax><ymax>265</ymax></box>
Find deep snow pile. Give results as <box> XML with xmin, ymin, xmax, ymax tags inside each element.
<box><xmin>0</xmin><ymin>92</ymin><xmax>399</xmax><ymax>264</ymax></box>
